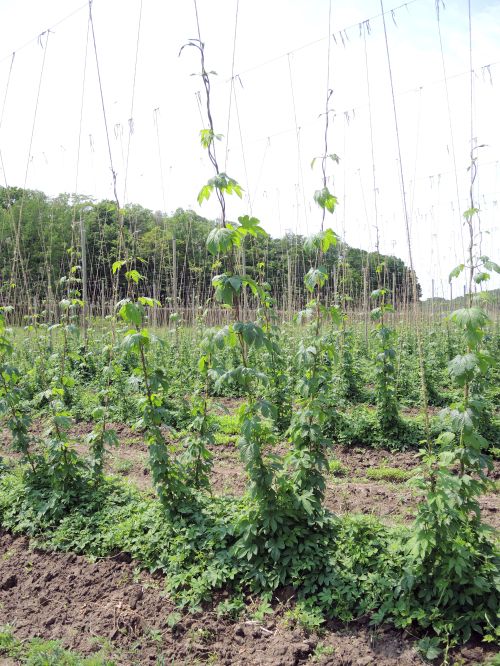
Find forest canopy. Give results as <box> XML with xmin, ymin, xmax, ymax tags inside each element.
<box><xmin>0</xmin><ymin>187</ymin><xmax>420</xmax><ymax>312</ymax></box>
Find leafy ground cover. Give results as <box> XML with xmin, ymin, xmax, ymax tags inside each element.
<box><xmin>0</xmin><ymin>491</ymin><xmax>498</xmax><ymax>666</ymax></box>
<box><xmin>0</xmin><ymin>387</ymin><xmax>498</xmax><ymax>664</ymax></box>
<box><xmin>1</xmin><ymin>417</ymin><xmax>498</xmax><ymax>528</ymax></box>
<box><xmin>0</xmin><ymin>533</ymin><xmax>463</xmax><ymax>666</ymax></box>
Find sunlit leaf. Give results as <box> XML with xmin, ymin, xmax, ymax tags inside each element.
<box><xmin>304</xmin><ymin>266</ymin><xmax>328</xmax><ymax>292</ymax></box>
<box><xmin>119</xmin><ymin>301</ymin><xmax>143</xmax><ymax>327</ymax></box>
<box><xmin>112</xmin><ymin>260</ymin><xmax>127</xmax><ymax>274</ymax></box>
<box><xmin>448</xmin><ymin>263</ymin><xmax>465</xmax><ymax>282</ymax></box>
<box><xmin>313</xmin><ymin>187</ymin><xmax>338</xmax><ymax>214</ymax></box>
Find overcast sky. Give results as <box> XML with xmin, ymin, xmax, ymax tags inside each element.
<box><xmin>0</xmin><ymin>0</ymin><xmax>499</xmax><ymax>298</ymax></box>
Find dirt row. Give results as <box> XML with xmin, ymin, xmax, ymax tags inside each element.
<box><xmin>1</xmin><ymin>419</ymin><xmax>499</xmax><ymax>528</ymax></box>
<box><xmin>1</xmin><ymin>531</ymin><xmax>496</xmax><ymax>666</ymax></box>
<box><xmin>0</xmin><ymin>419</ymin><xmax>499</xmax><ymax>664</ymax></box>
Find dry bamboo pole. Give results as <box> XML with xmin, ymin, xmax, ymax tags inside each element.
<box><xmin>172</xmin><ymin>235</ymin><xmax>177</xmax><ymax>310</ymax></box>
<box><xmin>80</xmin><ymin>209</ymin><xmax>88</xmax><ymax>344</ymax></box>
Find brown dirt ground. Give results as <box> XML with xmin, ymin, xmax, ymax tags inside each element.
<box><xmin>0</xmin><ymin>414</ymin><xmax>499</xmax><ymax>665</ymax></box>
<box><xmin>1</xmin><ymin>421</ymin><xmax>499</xmax><ymax>528</ymax></box>
<box><xmin>1</xmin><ymin>532</ymin><xmax>498</xmax><ymax>666</ymax></box>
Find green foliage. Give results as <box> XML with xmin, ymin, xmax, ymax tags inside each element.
<box><xmin>1</xmin><ymin>61</ymin><xmax>498</xmax><ymax>661</ymax></box>
<box><xmin>206</xmin><ymin>226</ymin><xmax>241</xmax><ymax>255</ymax></box>
<box><xmin>385</xmin><ymin>246</ymin><xmax>500</xmax><ymax>651</ymax></box>
<box><xmin>256</xmin><ymin>272</ymin><xmax>292</xmax><ymax>432</ymax></box>
<box><xmin>313</xmin><ymin>187</ymin><xmax>338</xmax><ymax>214</ymax></box>
<box><xmin>250</xmin><ymin>598</ymin><xmax>273</xmax><ymax>622</ymax></box>
<box><xmin>284</xmin><ymin>339</ymin><xmax>332</xmax><ymax>516</ymax></box>
<box><xmin>303</xmin><ymin>228</ymin><xmax>338</xmax><ymax>254</ymax></box>
<box><xmin>284</xmin><ymin>603</ymin><xmax>325</xmax><ymax>632</ymax></box>
<box><xmin>216</xmin><ymin>596</ymin><xmax>246</xmax><ymax>619</ymax></box>
<box><xmin>0</xmin><ymin>471</ymin><xmax>401</xmax><ymax>622</ymax></box>
<box><xmin>281</xmin><ymin>236</ymin><xmax>341</xmax><ymax>520</ymax></box>
<box><xmin>0</xmin><ymin>447</ymin><xmax>498</xmax><ymax>652</ymax></box>
<box><xmin>118</xmin><ymin>281</ymin><xmax>190</xmax><ymax>512</ymax></box>
<box><xmin>365</xmin><ymin>466</ymin><xmax>413</xmax><ymax>482</ymax></box>
<box><xmin>199</xmin><ymin>128</ymin><xmax>222</xmax><ymax>149</ymax></box>
<box><xmin>304</xmin><ymin>266</ymin><xmax>328</xmax><ymax>293</ymax></box>
<box><xmin>86</xmin><ymin>408</ymin><xmax>118</xmax><ymax>481</ymax></box>
<box><xmin>214</xmin><ymin>413</ymin><xmax>239</xmax><ymax>435</ymax></box>
<box><xmin>0</xmin><ymin>309</ymin><xmax>36</xmax><ymax>467</ymax></box>
<box><xmin>450</xmin><ymin>308</ymin><xmax>489</xmax><ymax>347</ymax></box>
<box><xmin>0</xmin><ymin>625</ymin><xmax>114</xmax><ymax>665</ymax></box>
<box><xmin>328</xmin><ymin>459</ymin><xmax>348</xmax><ymax>477</ymax></box>
<box><xmin>332</xmin><ymin>327</ymin><xmax>363</xmax><ymax>402</ymax></box>
<box><xmin>85</xmin><ymin>344</ymin><xmax>118</xmax><ymax>480</ymax></box>
<box><xmin>417</xmin><ymin>636</ymin><xmax>442</xmax><ymax>661</ymax></box>
<box><xmin>212</xmin><ymin>273</ymin><xmax>264</xmax><ymax>307</ymax></box>
<box><xmin>326</xmin><ymin>405</ymin><xmax>438</xmax><ymax>451</ymax></box>
<box><xmin>0</xmin><ymin>231</ymin><xmax>498</xmax><ymax>660</ymax></box>
<box><xmin>206</xmin><ymin>216</ymin><xmax>267</xmax><ymax>257</ymax></box>
<box><xmin>180</xmin><ymin>398</ymin><xmax>214</xmax><ymax>491</ymax></box>
<box><xmin>0</xmin><ymin>625</ymin><xmax>21</xmax><ymax>658</ymax></box>
<box><xmin>197</xmin><ymin>173</ymin><xmax>243</xmax><ymax>205</ymax></box>
<box><xmin>371</xmin><ymin>289</ymin><xmax>402</xmax><ymax>437</ymax></box>
<box><xmin>0</xmin><ymin>186</ymin><xmax>420</xmax><ymax>314</ymax></box>
<box><xmin>311</xmin><ymin>642</ymin><xmax>335</xmax><ymax>661</ymax></box>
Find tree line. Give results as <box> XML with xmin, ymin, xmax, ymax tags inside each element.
<box><xmin>0</xmin><ymin>186</ymin><xmax>420</xmax><ymax>316</ymax></box>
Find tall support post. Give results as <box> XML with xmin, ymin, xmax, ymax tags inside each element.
<box><xmin>79</xmin><ymin>210</ymin><xmax>88</xmax><ymax>345</ymax></box>
<box><xmin>172</xmin><ymin>235</ymin><xmax>177</xmax><ymax>313</ymax></box>
<box><xmin>241</xmin><ymin>245</ymin><xmax>247</xmax><ymax>316</ymax></box>
<box><xmin>431</xmin><ymin>278</ymin><xmax>435</xmax><ymax>321</ymax></box>
<box><xmin>287</xmin><ymin>251</ymin><xmax>292</xmax><ymax>319</ymax></box>
<box><xmin>363</xmin><ymin>265</ymin><xmax>369</xmax><ymax>346</ymax></box>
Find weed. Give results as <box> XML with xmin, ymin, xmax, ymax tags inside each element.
<box><xmin>144</xmin><ymin>627</ymin><xmax>163</xmax><ymax>644</ymax></box>
<box><xmin>0</xmin><ymin>625</ymin><xmax>115</xmax><ymax>665</ymax></box>
<box><xmin>284</xmin><ymin>603</ymin><xmax>325</xmax><ymax>633</ymax></box>
<box><xmin>165</xmin><ymin>612</ymin><xmax>182</xmax><ymax>629</ymax></box>
<box><xmin>328</xmin><ymin>459</ymin><xmax>348</xmax><ymax>477</ymax></box>
<box><xmin>213</xmin><ymin>432</ymin><xmax>236</xmax><ymax>445</ymax></box>
<box><xmin>310</xmin><ymin>642</ymin><xmax>335</xmax><ymax>661</ymax></box>
<box><xmin>250</xmin><ymin>599</ymin><xmax>273</xmax><ymax>622</ymax></box>
<box><xmin>365</xmin><ymin>466</ymin><xmax>413</xmax><ymax>482</ymax></box>
<box><xmin>113</xmin><ymin>458</ymin><xmax>134</xmax><ymax>475</ymax></box>
<box><xmin>216</xmin><ymin>596</ymin><xmax>246</xmax><ymax>619</ymax></box>
<box><xmin>187</xmin><ymin>627</ymin><xmax>214</xmax><ymax>645</ymax></box>
<box><xmin>213</xmin><ymin>414</ymin><xmax>239</xmax><ymax>435</ymax></box>
<box><xmin>0</xmin><ymin>625</ymin><xmax>21</xmax><ymax>658</ymax></box>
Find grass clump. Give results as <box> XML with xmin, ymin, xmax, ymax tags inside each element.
<box><xmin>213</xmin><ymin>432</ymin><xmax>236</xmax><ymax>446</ymax></box>
<box><xmin>112</xmin><ymin>458</ymin><xmax>134</xmax><ymax>476</ymax></box>
<box><xmin>0</xmin><ymin>625</ymin><xmax>114</xmax><ymax>665</ymax></box>
<box><xmin>328</xmin><ymin>459</ymin><xmax>348</xmax><ymax>477</ymax></box>
<box><xmin>213</xmin><ymin>413</ymin><xmax>239</xmax><ymax>435</ymax></box>
<box><xmin>365</xmin><ymin>466</ymin><xmax>414</xmax><ymax>483</ymax></box>
<box><xmin>0</xmin><ymin>465</ymin><xmax>497</xmax><ymax>654</ymax></box>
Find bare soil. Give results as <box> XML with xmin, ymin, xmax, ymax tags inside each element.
<box><xmin>0</xmin><ymin>413</ymin><xmax>499</xmax><ymax>665</ymax></box>
<box><xmin>1</xmin><ymin>421</ymin><xmax>499</xmax><ymax>528</ymax></box>
<box><xmin>1</xmin><ymin>532</ymin><xmax>497</xmax><ymax>665</ymax></box>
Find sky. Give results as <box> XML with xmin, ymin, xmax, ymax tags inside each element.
<box><xmin>0</xmin><ymin>0</ymin><xmax>499</xmax><ymax>298</ymax></box>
